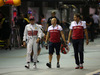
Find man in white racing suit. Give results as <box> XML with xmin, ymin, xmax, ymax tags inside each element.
<box><xmin>23</xmin><ymin>16</ymin><xmax>42</xmax><ymax>69</ymax></box>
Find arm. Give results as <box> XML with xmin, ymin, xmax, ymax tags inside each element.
<box><xmin>46</xmin><ymin>18</ymin><xmax>50</xmax><ymax>32</ymax></box>
<box><xmin>45</xmin><ymin>32</ymin><xmax>49</xmax><ymax>43</ymax></box>
<box><xmin>23</xmin><ymin>26</ymin><xmax>27</xmax><ymax>47</ymax></box>
<box><xmin>84</xmin><ymin>29</ymin><xmax>89</xmax><ymax>45</ymax></box>
<box><xmin>60</xmin><ymin>31</ymin><xmax>66</xmax><ymax>44</ymax></box>
<box><xmin>36</xmin><ymin>27</ymin><xmax>42</xmax><ymax>43</ymax></box>
<box><xmin>46</xmin><ymin>24</ymin><xmax>49</xmax><ymax>32</ymax></box>
<box><xmin>86</xmin><ymin>22</ymin><xmax>92</xmax><ymax>26</ymax></box>
<box><xmin>67</xmin><ymin>30</ymin><xmax>72</xmax><ymax>43</ymax></box>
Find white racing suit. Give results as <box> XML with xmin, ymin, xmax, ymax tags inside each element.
<box><xmin>23</xmin><ymin>23</ymin><xmax>42</xmax><ymax>63</ymax></box>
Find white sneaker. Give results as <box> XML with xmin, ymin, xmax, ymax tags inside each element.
<box><xmin>33</xmin><ymin>64</ymin><xmax>37</xmax><ymax>69</ymax></box>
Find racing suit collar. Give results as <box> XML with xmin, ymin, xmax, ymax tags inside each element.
<box><xmin>30</xmin><ymin>23</ymin><xmax>36</xmax><ymax>26</ymax></box>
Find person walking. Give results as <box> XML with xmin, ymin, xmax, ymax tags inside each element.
<box><xmin>67</xmin><ymin>13</ymin><xmax>89</xmax><ymax>69</ymax></box>
<box><xmin>23</xmin><ymin>16</ymin><xmax>42</xmax><ymax>69</ymax></box>
<box><xmin>45</xmin><ymin>18</ymin><xmax>66</xmax><ymax>68</ymax></box>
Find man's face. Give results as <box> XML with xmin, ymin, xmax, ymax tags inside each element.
<box><xmin>51</xmin><ymin>13</ymin><xmax>56</xmax><ymax>17</ymax></box>
<box><xmin>30</xmin><ymin>20</ymin><xmax>35</xmax><ymax>24</ymax></box>
<box><xmin>51</xmin><ymin>18</ymin><xmax>57</xmax><ymax>25</ymax></box>
<box><xmin>74</xmin><ymin>15</ymin><xmax>79</xmax><ymax>21</ymax></box>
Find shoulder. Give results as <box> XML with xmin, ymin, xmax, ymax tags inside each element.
<box><xmin>36</xmin><ymin>24</ymin><xmax>43</xmax><ymax>29</ymax></box>
<box><xmin>48</xmin><ymin>25</ymin><xmax>53</xmax><ymax>30</ymax></box>
<box><xmin>81</xmin><ymin>21</ymin><xmax>86</xmax><ymax>25</ymax></box>
<box><xmin>82</xmin><ymin>21</ymin><xmax>86</xmax><ymax>23</ymax></box>
<box><xmin>48</xmin><ymin>25</ymin><xmax>52</xmax><ymax>28</ymax></box>
<box><xmin>58</xmin><ymin>25</ymin><xmax>62</xmax><ymax>28</ymax></box>
<box><xmin>26</xmin><ymin>24</ymin><xmax>30</xmax><ymax>27</ymax></box>
<box><xmin>71</xmin><ymin>21</ymin><xmax>75</xmax><ymax>25</ymax></box>
<box><xmin>48</xmin><ymin>17</ymin><xmax>52</xmax><ymax>20</ymax></box>
<box><xmin>71</xmin><ymin>21</ymin><xmax>75</xmax><ymax>23</ymax></box>
<box><xmin>57</xmin><ymin>25</ymin><xmax>63</xmax><ymax>30</ymax></box>
<box><xmin>55</xmin><ymin>17</ymin><xmax>59</xmax><ymax>20</ymax></box>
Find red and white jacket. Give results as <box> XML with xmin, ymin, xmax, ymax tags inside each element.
<box><xmin>23</xmin><ymin>24</ymin><xmax>42</xmax><ymax>42</ymax></box>
<box><xmin>69</xmin><ymin>21</ymin><xmax>86</xmax><ymax>39</ymax></box>
<box><xmin>48</xmin><ymin>25</ymin><xmax>62</xmax><ymax>43</ymax></box>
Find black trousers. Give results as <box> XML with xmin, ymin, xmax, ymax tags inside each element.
<box><xmin>72</xmin><ymin>39</ymin><xmax>84</xmax><ymax>65</ymax></box>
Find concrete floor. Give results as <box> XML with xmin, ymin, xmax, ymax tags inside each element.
<box><xmin>0</xmin><ymin>37</ymin><xmax>100</xmax><ymax>75</ymax></box>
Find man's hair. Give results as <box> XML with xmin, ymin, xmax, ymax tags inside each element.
<box><xmin>74</xmin><ymin>13</ymin><xmax>81</xmax><ymax>19</ymax></box>
<box><xmin>51</xmin><ymin>11</ymin><xmax>56</xmax><ymax>14</ymax></box>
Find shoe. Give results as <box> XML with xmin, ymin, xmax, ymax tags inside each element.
<box><xmin>33</xmin><ymin>64</ymin><xmax>37</xmax><ymax>69</ymax></box>
<box><xmin>37</xmin><ymin>60</ymin><xmax>39</xmax><ymax>63</ymax></box>
<box><xmin>75</xmin><ymin>66</ymin><xmax>79</xmax><ymax>69</ymax></box>
<box><xmin>46</xmin><ymin>63</ymin><xmax>51</xmax><ymax>68</ymax></box>
<box><xmin>57</xmin><ymin>63</ymin><xmax>60</xmax><ymax>68</ymax></box>
<box><xmin>75</xmin><ymin>65</ymin><xmax>80</xmax><ymax>69</ymax></box>
<box><xmin>33</xmin><ymin>62</ymin><xmax>37</xmax><ymax>69</ymax></box>
<box><xmin>33</xmin><ymin>65</ymin><xmax>37</xmax><ymax>69</ymax></box>
<box><xmin>25</xmin><ymin>64</ymin><xmax>30</xmax><ymax>69</ymax></box>
<box><xmin>80</xmin><ymin>66</ymin><xmax>83</xmax><ymax>69</ymax></box>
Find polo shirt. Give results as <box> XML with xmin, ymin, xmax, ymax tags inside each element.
<box><xmin>48</xmin><ymin>25</ymin><xmax>62</xmax><ymax>43</ymax></box>
<box><xmin>69</xmin><ymin>21</ymin><xmax>86</xmax><ymax>39</ymax></box>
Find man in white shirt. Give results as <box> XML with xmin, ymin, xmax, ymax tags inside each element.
<box><xmin>92</xmin><ymin>13</ymin><xmax>99</xmax><ymax>34</ymax></box>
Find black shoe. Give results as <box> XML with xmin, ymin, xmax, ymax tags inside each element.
<box><xmin>25</xmin><ymin>62</ymin><xmax>30</xmax><ymax>69</ymax></box>
<box><xmin>37</xmin><ymin>60</ymin><xmax>39</xmax><ymax>63</ymax></box>
<box><xmin>46</xmin><ymin>63</ymin><xmax>51</xmax><ymax>68</ymax></box>
<box><xmin>25</xmin><ymin>65</ymin><xmax>30</xmax><ymax>69</ymax></box>
<box><xmin>57</xmin><ymin>63</ymin><xmax>60</xmax><ymax>68</ymax></box>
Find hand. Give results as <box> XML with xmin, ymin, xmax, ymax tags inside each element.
<box><xmin>67</xmin><ymin>41</ymin><xmax>70</xmax><ymax>44</ymax></box>
<box><xmin>36</xmin><ymin>38</ymin><xmax>40</xmax><ymax>43</ymax></box>
<box><xmin>23</xmin><ymin>41</ymin><xmax>26</xmax><ymax>47</ymax></box>
<box><xmin>44</xmin><ymin>42</ymin><xmax>47</xmax><ymax>46</ymax></box>
<box><xmin>86</xmin><ymin>40</ymin><xmax>89</xmax><ymax>45</ymax></box>
<box><xmin>44</xmin><ymin>42</ymin><xmax>48</xmax><ymax>49</ymax></box>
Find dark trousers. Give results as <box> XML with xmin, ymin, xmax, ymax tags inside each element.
<box><xmin>90</xmin><ymin>28</ymin><xmax>94</xmax><ymax>41</ymax></box>
<box><xmin>72</xmin><ymin>39</ymin><xmax>84</xmax><ymax>65</ymax></box>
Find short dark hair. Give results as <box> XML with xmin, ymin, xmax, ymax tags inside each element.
<box><xmin>51</xmin><ymin>11</ymin><xmax>56</xmax><ymax>14</ymax></box>
<box><xmin>74</xmin><ymin>13</ymin><xmax>81</xmax><ymax>19</ymax></box>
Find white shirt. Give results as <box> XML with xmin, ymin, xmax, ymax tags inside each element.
<box><xmin>92</xmin><ymin>14</ymin><xmax>99</xmax><ymax>24</ymax></box>
<box><xmin>69</xmin><ymin>21</ymin><xmax>86</xmax><ymax>30</ymax></box>
<box><xmin>48</xmin><ymin>25</ymin><xmax>62</xmax><ymax>32</ymax></box>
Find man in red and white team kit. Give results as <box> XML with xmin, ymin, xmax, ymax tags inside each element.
<box><xmin>68</xmin><ymin>13</ymin><xmax>89</xmax><ymax>69</ymax></box>
<box><xmin>45</xmin><ymin>18</ymin><xmax>66</xmax><ymax>68</ymax></box>
<box><xmin>23</xmin><ymin>16</ymin><xmax>42</xmax><ymax>69</ymax></box>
